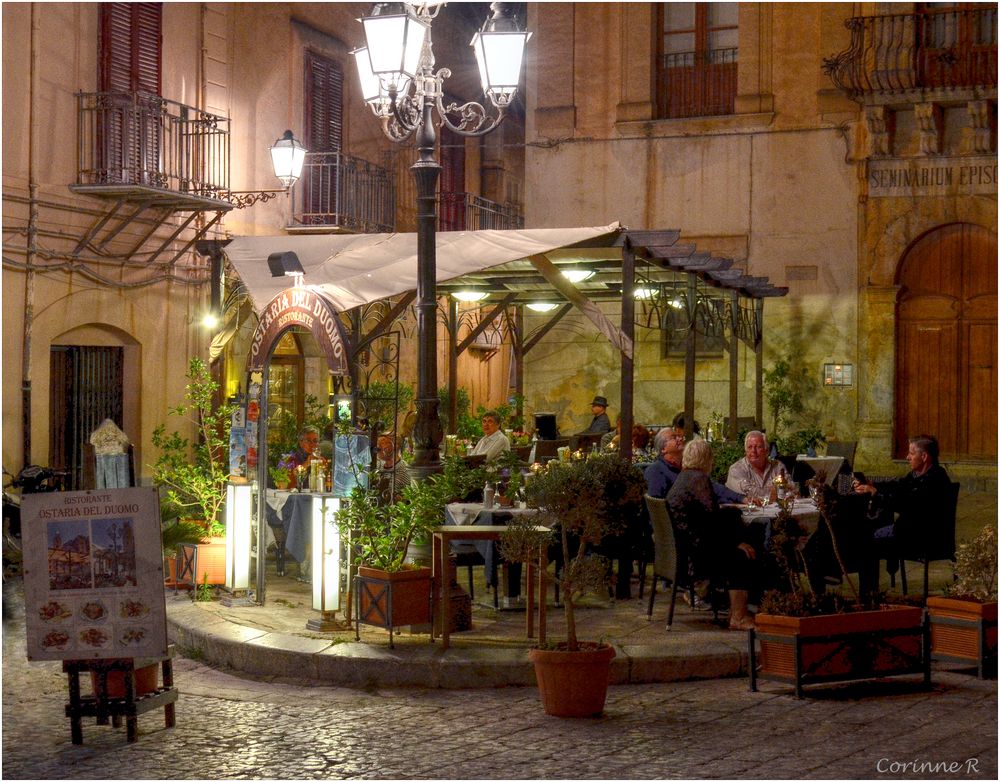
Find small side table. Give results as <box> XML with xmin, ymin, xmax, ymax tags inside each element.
<box><xmin>62</xmin><ymin>646</ymin><xmax>179</xmax><ymax>744</ymax></box>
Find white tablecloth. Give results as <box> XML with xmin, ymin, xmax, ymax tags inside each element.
<box><xmin>795</xmin><ymin>455</ymin><xmax>844</xmax><ymax>485</ymax></box>
<box><xmin>742</xmin><ymin>497</ymin><xmax>821</xmax><ymax>536</ymax></box>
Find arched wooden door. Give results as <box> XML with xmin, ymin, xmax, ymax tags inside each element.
<box><xmin>895</xmin><ymin>223</ymin><xmax>997</xmax><ymax>460</ymax></box>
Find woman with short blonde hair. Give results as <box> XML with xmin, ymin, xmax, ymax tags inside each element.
<box><xmin>667</xmin><ymin>439</ymin><xmax>760</xmax><ymax>631</ymax></box>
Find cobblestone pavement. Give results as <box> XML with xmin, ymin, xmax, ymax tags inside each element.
<box><xmin>3</xmin><ymin>581</ymin><xmax>997</xmax><ymax>780</ymax></box>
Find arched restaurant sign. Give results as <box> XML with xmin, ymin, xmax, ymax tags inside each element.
<box><xmin>247</xmin><ymin>286</ymin><xmax>349</xmax><ymax>375</ymax></box>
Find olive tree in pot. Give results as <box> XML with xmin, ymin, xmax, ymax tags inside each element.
<box><xmin>501</xmin><ymin>453</ymin><xmax>646</xmax><ymax>717</ymax></box>
<box><xmin>150</xmin><ymin>357</ymin><xmax>235</xmax><ymax>586</ymax></box>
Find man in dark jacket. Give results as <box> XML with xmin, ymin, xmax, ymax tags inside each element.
<box><xmin>854</xmin><ymin>434</ymin><xmax>952</xmax><ymax>596</ymax></box>
<box><xmin>581</xmin><ymin>395</ymin><xmax>612</xmax><ymax>434</ymax></box>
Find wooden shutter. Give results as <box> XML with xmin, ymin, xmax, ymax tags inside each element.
<box><xmin>98</xmin><ymin>3</ymin><xmax>162</xmax><ymax>184</ymax></box>
<box><xmin>302</xmin><ymin>52</ymin><xmax>343</xmax><ymax>223</ymax></box>
<box><xmin>100</xmin><ymin>3</ymin><xmax>161</xmax><ymax>94</ymax></box>
<box><xmin>439</xmin><ymin>125</ymin><xmax>466</xmax><ymax>231</ymax></box>
<box><xmin>304</xmin><ymin>51</ymin><xmax>343</xmax><ymax>153</ymax></box>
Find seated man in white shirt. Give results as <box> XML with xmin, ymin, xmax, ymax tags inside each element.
<box><xmin>468</xmin><ymin>410</ymin><xmax>510</xmax><ymax>463</ymax></box>
<box><xmin>725</xmin><ymin>430</ymin><xmax>788</xmax><ymax>496</ymax></box>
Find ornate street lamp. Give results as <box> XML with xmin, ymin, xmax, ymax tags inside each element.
<box><xmin>226</xmin><ymin>129</ymin><xmax>308</xmax><ymax>208</ymax></box>
<box><xmin>354</xmin><ymin>2</ymin><xmax>530</xmax><ymax>474</ymax></box>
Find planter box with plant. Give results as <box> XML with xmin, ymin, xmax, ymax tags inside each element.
<box><xmin>927</xmin><ymin>523</ymin><xmax>997</xmax><ymax>678</ymax></box>
<box><xmin>150</xmin><ymin>357</ymin><xmax>235</xmax><ymax>587</ymax></box>
<box><xmin>336</xmin><ymin>446</ymin><xmax>451</xmax><ymax>646</ymax></box>
<box><xmin>749</xmin><ymin>486</ymin><xmax>929</xmax><ymax>698</ymax></box>
<box><xmin>501</xmin><ymin>452</ymin><xmax>646</xmax><ymax>717</ymax></box>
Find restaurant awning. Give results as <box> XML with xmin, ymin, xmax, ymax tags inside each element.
<box><xmin>221</xmin><ymin>224</ymin><xmax>788</xmax><ymax>314</ymax></box>
<box><xmin>223</xmin><ymin>224</ymin><xmax>624</xmax><ymax>313</ymax></box>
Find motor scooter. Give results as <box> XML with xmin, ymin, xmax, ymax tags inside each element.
<box><xmin>3</xmin><ymin>465</ymin><xmax>62</xmax><ymax>570</ymax></box>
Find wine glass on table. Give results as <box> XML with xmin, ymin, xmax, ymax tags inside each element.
<box><xmin>739</xmin><ymin>480</ymin><xmax>758</xmax><ymax>513</ymax></box>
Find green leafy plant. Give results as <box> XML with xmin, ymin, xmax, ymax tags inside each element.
<box><xmin>502</xmin><ymin>453</ymin><xmax>646</xmax><ymax>650</ymax></box>
<box><xmin>268</xmin><ymin>394</ymin><xmax>332</xmax><ymax>471</ymax></box>
<box><xmin>195</xmin><ymin>573</ymin><xmax>214</xmax><ymax>602</ymax></box>
<box><xmin>949</xmin><ymin>523</ymin><xmax>998</xmax><ymax>602</ymax></box>
<box><xmin>762</xmin><ymin>356</ymin><xmax>812</xmax><ymax>440</ymax></box>
<box><xmin>160</xmin><ymin>518</ymin><xmax>206</xmax><ymax>557</ymax></box>
<box><xmin>710</xmin><ymin>440</ymin><xmax>745</xmax><ymax>484</ymax></box>
<box><xmin>438</xmin><ymin>386</ymin><xmax>482</xmax><ymax>439</ymax></box>
<box><xmin>775</xmin><ymin>426</ymin><xmax>827</xmax><ymax>458</ymax></box>
<box><xmin>357</xmin><ymin>380</ymin><xmax>414</xmax><ymax>436</ymax></box>
<box><xmin>150</xmin><ymin>357</ymin><xmax>235</xmax><ymax>534</ymax></box>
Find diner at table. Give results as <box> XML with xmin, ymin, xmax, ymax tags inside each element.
<box><xmin>646</xmin><ymin>426</ymin><xmax>742</xmax><ymax>504</ymax></box>
<box><xmin>725</xmin><ymin>430</ymin><xmax>788</xmax><ymax>500</ymax></box>
<box><xmin>579</xmin><ymin>394</ymin><xmax>612</xmax><ymax>435</ymax></box>
<box><xmin>467</xmin><ymin>410</ymin><xmax>510</xmax><ymax>463</ymax></box>
<box><xmin>666</xmin><ymin>439</ymin><xmax>761</xmax><ymax>630</ymax></box>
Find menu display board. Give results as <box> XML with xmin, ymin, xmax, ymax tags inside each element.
<box><xmin>22</xmin><ymin>488</ymin><xmax>167</xmax><ymax>661</ymax></box>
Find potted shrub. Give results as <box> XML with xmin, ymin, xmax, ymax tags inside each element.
<box><xmin>269</xmin><ymin>453</ymin><xmax>295</xmax><ymax>490</ymax></box>
<box><xmin>150</xmin><ymin>357</ymin><xmax>234</xmax><ymax>585</ymax></box>
<box><xmin>750</xmin><ymin>485</ymin><xmax>928</xmax><ymax>698</ymax></box>
<box><xmin>336</xmin><ymin>466</ymin><xmax>444</xmax><ymax>647</ymax></box>
<box><xmin>501</xmin><ymin>452</ymin><xmax>646</xmax><ymax>717</ymax></box>
<box><xmin>160</xmin><ymin>514</ymin><xmax>205</xmax><ymax>588</ymax></box>
<box><xmin>927</xmin><ymin>523</ymin><xmax>997</xmax><ymax>678</ymax></box>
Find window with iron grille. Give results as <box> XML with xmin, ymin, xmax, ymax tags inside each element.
<box><xmin>656</xmin><ymin>2</ymin><xmax>738</xmax><ymax>119</ymax></box>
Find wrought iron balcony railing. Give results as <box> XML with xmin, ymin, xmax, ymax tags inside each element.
<box><xmin>657</xmin><ymin>47</ymin><xmax>737</xmax><ymax>119</ymax></box>
<box><xmin>824</xmin><ymin>7</ymin><xmax>998</xmax><ymax>98</ymax></box>
<box><xmin>76</xmin><ymin>91</ymin><xmax>229</xmax><ymax>197</ymax></box>
<box><xmin>290</xmin><ymin>151</ymin><xmax>396</xmax><ymax>233</ymax></box>
<box><xmin>439</xmin><ymin>191</ymin><xmax>524</xmax><ymax>232</ymax></box>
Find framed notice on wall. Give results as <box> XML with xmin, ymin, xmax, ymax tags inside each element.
<box><xmin>21</xmin><ymin>488</ymin><xmax>167</xmax><ymax>661</ymax></box>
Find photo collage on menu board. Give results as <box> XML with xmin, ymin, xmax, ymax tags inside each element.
<box><xmin>21</xmin><ymin>487</ymin><xmax>167</xmax><ymax>661</ymax></box>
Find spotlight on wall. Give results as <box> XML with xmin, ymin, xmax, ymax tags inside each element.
<box><xmin>267</xmin><ymin>251</ymin><xmax>306</xmax><ymax>285</ymax></box>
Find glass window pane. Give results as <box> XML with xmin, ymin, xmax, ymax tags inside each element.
<box><xmin>709</xmin><ymin>2</ymin><xmax>739</xmax><ymax>29</ymax></box>
<box><xmin>663</xmin><ymin>2</ymin><xmax>695</xmax><ymax>32</ymax></box>
<box><xmin>709</xmin><ymin>29</ymin><xmax>738</xmax><ymax>51</ymax></box>
<box><xmin>664</xmin><ymin>31</ymin><xmax>696</xmax><ymax>55</ymax></box>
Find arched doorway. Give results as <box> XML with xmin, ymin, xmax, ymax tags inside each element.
<box><xmin>895</xmin><ymin>223</ymin><xmax>997</xmax><ymax>460</ymax></box>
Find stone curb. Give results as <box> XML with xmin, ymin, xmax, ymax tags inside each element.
<box><xmin>166</xmin><ymin>601</ymin><xmax>749</xmax><ymax>689</ymax></box>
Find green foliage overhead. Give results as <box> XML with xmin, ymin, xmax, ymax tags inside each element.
<box><xmin>357</xmin><ymin>380</ymin><xmax>414</xmax><ymax>436</ymax></box>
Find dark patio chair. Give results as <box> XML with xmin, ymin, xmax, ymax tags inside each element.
<box><xmin>825</xmin><ymin>440</ymin><xmax>857</xmax><ymax>472</ymax></box>
<box><xmin>643</xmin><ymin>495</ymin><xmax>719</xmax><ymax>629</ymax></box>
<box><xmin>896</xmin><ymin>481</ymin><xmax>960</xmax><ymax>599</ymax></box>
<box><xmin>533</xmin><ymin>437</ymin><xmax>570</xmax><ymax>463</ymax></box>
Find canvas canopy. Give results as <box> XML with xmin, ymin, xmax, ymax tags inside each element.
<box><xmin>223</xmin><ymin>223</ymin><xmax>623</xmax><ymax>313</ymax></box>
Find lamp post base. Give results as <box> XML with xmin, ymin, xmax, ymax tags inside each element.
<box><xmin>306</xmin><ymin>611</ymin><xmax>346</xmax><ymax>632</ymax></box>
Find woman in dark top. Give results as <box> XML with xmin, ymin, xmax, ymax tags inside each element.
<box><xmin>667</xmin><ymin>438</ymin><xmax>759</xmax><ymax>630</ymax></box>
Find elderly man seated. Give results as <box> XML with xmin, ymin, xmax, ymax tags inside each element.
<box><xmin>646</xmin><ymin>426</ymin><xmax>742</xmax><ymax>504</ymax></box>
<box><xmin>468</xmin><ymin>410</ymin><xmax>510</xmax><ymax>463</ymax></box>
<box><xmin>725</xmin><ymin>430</ymin><xmax>788</xmax><ymax>498</ymax></box>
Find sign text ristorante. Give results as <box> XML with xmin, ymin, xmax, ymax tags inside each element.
<box><xmin>247</xmin><ymin>287</ymin><xmax>348</xmax><ymax>374</ymax></box>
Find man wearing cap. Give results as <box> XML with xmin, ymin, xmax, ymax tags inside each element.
<box><xmin>581</xmin><ymin>395</ymin><xmax>612</xmax><ymax>435</ymax></box>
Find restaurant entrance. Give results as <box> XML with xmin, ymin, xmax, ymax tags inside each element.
<box><xmin>894</xmin><ymin>222</ymin><xmax>997</xmax><ymax>461</ymax></box>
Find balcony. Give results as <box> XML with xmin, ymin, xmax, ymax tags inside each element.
<box><xmin>657</xmin><ymin>47</ymin><xmax>737</xmax><ymax>119</ymax></box>
<box><xmin>288</xmin><ymin>152</ymin><xmax>395</xmax><ymax>233</ymax></box>
<box><xmin>439</xmin><ymin>192</ymin><xmax>524</xmax><ymax>232</ymax></box>
<box><xmin>824</xmin><ymin>7</ymin><xmax>997</xmax><ymax>100</ymax></box>
<box><xmin>73</xmin><ymin>91</ymin><xmax>232</xmax><ymax>210</ymax></box>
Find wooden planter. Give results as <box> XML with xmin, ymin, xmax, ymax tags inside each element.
<box><xmin>355</xmin><ymin>566</ymin><xmax>432</xmax><ymax>648</ymax></box>
<box><xmin>529</xmin><ymin>642</ymin><xmax>616</xmax><ymax>718</ymax></box>
<box><xmin>750</xmin><ymin>605</ymin><xmax>929</xmax><ymax>697</ymax></box>
<box><xmin>176</xmin><ymin>538</ymin><xmax>227</xmax><ymax>587</ymax></box>
<box><xmin>926</xmin><ymin>596</ymin><xmax>998</xmax><ymax>679</ymax></box>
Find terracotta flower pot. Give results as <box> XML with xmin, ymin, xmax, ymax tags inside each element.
<box><xmin>926</xmin><ymin>596</ymin><xmax>998</xmax><ymax>678</ymax></box>
<box><xmin>529</xmin><ymin>642</ymin><xmax>616</xmax><ymax>717</ymax></box>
